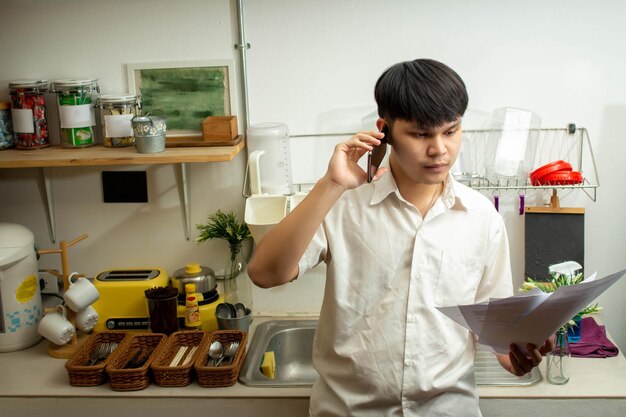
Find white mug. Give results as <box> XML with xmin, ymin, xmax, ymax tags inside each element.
<box><xmin>63</xmin><ymin>273</ymin><xmax>100</xmax><ymax>312</ymax></box>
<box><xmin>38</xmin><ymin>305</ymin><xmax>75</xmax><ymax>346</ymax></box>
<box><xmin>75</xmin><ymin>305</ymin><xmax>99</xmax><ymax>333</ymax></box>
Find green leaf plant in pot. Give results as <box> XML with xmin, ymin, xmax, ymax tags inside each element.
<box><xmin>195</xmin><ymin>210</ymin><xmax>252</xmax><ymax>307</ymax></box>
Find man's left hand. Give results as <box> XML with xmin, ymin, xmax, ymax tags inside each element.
<box><xmin>496</xmin><ymin>338</ymin><xmax>555</xmax><ymax>376</ymax></box>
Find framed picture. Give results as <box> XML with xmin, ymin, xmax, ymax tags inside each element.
<box><xmin>127</xmin><ymin>60</ymin><xmax>236</xmax><ymax>142</ymax></box>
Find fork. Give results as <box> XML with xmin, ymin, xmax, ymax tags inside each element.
<box><xmin>86</xmin><ymin>342</ymin><xmax>118</xmax><ymax>366</ymax></box>
<box><xmin>87</xmin><ymin>343</ymin><xmax>108</xmax><ymax>366</ymax></box>
<box><xmin>218</xmin><ymin>341</ymin><xmax>240</xmax><ymax>367</ymax></box>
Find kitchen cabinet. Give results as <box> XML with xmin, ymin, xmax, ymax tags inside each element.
<box><xmin>0</xmin><ymin>142</ymin><xmax>245</xmax><ymax>241</ymax></box>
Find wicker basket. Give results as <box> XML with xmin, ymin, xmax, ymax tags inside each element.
<box><xmin>150</xmin><ymin>330</ymin><xmax>207</xmax><ymax>387</ymax></box>
<box><xmin>194</xmin><ymin>330</ymin><xmax>247</xmax><ymax>387</ymax></box>
<box><xmin>105</xmin><ymin>333</ymin><xmax>166</xmax><ymax>391</ymax></box>
<box><xmin>64</xmin><ymin>331</ymin><xmax>128</xmax><ymax>387</ymax></box>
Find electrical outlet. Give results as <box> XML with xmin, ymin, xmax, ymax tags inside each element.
<box><xmin>39</xmin><ymin>270</ymin><xmax>60</xmax><ymax>294</ymax></box>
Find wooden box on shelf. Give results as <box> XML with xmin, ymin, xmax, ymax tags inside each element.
<box><xmin>202</xmin><ymin>116</ymin><xmax>238</xmax><ymax>142</ymax></box>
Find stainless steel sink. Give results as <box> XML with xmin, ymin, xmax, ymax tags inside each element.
<box><xmin>240</xmin><ymin>319</ymin><xmax>318</xmax><ymax>387</ymax></box>
<box><xmin>239</xmin><ymin>319</ymin><xmax>541</xmax><ymax>387</ymax></box>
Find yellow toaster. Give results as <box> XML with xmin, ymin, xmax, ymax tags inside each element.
<box><xmin>91</xmin><ymin>268</ymin><xmax>169</xmax><ymax>332</ymax></box>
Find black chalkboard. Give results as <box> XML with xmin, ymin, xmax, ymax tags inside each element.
<box><xmin>524</xmin><ymin>207</ymin><xmax>585</xmax><ymax>280</ymax></box>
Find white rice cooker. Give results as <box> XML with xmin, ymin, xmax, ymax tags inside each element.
<box><xmin>0</xmin><ymin>223</ymin><xmax>42</xmax><ymax>352</ymax></box>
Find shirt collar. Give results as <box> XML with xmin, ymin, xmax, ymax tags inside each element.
<box><xmin>369</xmin><ymin>160</ymin><xmax>474</xmax><ymax>211</ymax></box>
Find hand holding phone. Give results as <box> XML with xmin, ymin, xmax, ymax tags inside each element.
<box><xmin>367</xmin><ymin>126</ymin><xmax>388</xmax><ymax>183</ymax></box>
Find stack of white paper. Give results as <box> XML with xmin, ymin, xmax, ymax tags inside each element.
<box><xmin>436</xmin><ymin>269</ymin><xmax>626</xmax><ymax>354</ymax></box>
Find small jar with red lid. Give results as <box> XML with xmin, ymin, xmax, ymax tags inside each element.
<box><xmin>8</xmin><ymin>80</ymin><xmax>50</xmax><ymax>150</ymax></box>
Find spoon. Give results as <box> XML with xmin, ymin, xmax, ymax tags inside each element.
<box><xmin>234</xmin><ymin>303</ymin><xmax>246</xmax><ymax>318</ymax></box>
<box><xmin>216</xmin><ymin>303</ymin><xmax>232</xmax><ymax>319</ymax></box>
<box><xmin>207</xmin><ymin>340</ymin><xmax>223</xmax><ymax>367</ymax></box>
<box><xmin>227</xmin><ymin>302</ymin><xmax>238</xmax><ymax>318</ymax></box>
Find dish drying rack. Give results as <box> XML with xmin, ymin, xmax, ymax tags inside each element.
<box><xmin>454</xmin><ymin>124</ymin><xmax>599</xmax><ymax>202</ymax></box>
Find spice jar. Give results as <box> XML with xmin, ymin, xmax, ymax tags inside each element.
<box><xmin>96</xmin><ymin>94</ymin><xmax>140</xmax><ymax>147</ymax></box>
<box><xmin>0</xmin><ymin>101</ymin><xmax>14</xmax><ymax>150</ymax></box>
<box><xmin>50</xmin><ymin>79</ymin><xmax>100</xmax><ymax>148</ymax></box>
<box><xmin>8</xmin><ymin>80</ymin><xmax>49</xmax><ymax>149</ymax></box>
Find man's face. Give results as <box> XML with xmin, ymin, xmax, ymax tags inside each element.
<box><xmin>387</xmin><ymin>118</ymin><xmax>462</xmax><ymax>185</ymax></box>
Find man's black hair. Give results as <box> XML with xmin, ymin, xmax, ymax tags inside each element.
<box><xmin>374</xmin><ymin>59</ymin><xmax>468</xmax><ymax>129</ymax></box>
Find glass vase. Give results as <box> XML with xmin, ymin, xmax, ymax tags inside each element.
<box><xmin>547</xmin><ymin>328</ymin><xmax>570</xmax><ymax>385</ymax></box>
<box><xmin>222</xmin><ymin>243</ymin><xmax>253</xmax><ymax>312</ymax></box>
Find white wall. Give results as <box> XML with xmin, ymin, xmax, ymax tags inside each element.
<box><xmin>1</xmin><ymin>0</ymin><xmax>625</xmax><ymax>348</ymax></box>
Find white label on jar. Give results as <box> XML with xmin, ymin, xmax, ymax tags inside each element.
<box><xmin>11</xmin><ymin>108</ymin><xmax>35</xmax><ymax>133</ymax></box>
<box><xmin>104</xmin><ymin>114</ymin><xmax>134</xmax><ymax>137</ymax></box>
<box><xmin>59</xmin><ymin>104</ymin><xmax>96</xmax><ymax>128</ymax></box>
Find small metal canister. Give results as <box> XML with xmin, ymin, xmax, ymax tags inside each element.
<box><xmin>50</xmin><ymin>79</ymin><xmax>100</xmax><ymax>148</ymax></box>
<box><xmin>0</xmin><ymin>101</ymin><xmax>14</xmax><ymax>149</ymax></box>
<box><xmin>96</xmin><ymin>94</ymin><xmax>140</xmax><ymax>147</ymax></box>
<box><xmin>132</xmin><ymin>114</ymin><xmax>167</xmax><ymax>153</ymax></box>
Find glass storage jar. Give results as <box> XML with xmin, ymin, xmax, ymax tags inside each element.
<box><xmin>0</xmin><ymin>101</ymin><xmax>14</xmax><ymax>149</ymax></box>
<box><xmin>96</xmin><ymin>94</ymin><xmax>140</xmax><ymax>147</ymax></box>
<box><xmin>8</xmin><ymin>80</ymin><xmax>49</xmax><ymax>149</ymax></box>
<box><xmin>50</xmin><ymin>79</ymin><xmax>100</xmax><ymax>148</ymax></box>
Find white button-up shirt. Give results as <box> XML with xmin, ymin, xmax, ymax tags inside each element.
<box><xmin>299</xmin><ymin>171</ymin><xmax>513</xmax><ymax>417</ymax></box>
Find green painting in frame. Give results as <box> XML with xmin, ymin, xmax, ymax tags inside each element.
<box><xmin>127</xmin><ymin>60</ymin><xmax>235</xmax><ymax>139</ymax></box>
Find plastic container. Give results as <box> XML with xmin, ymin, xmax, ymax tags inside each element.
<box><xmin>50</xmin><ymin>79</ymin><xmax>100</xmax><ymax>148</ymax></box>
<box><xmin>8</xmin><ymin>80</ymin><xmax>49</xmax><ymax>149</ymax></box>
<box><xmin>96</xmin><ymin>94</ymin><xmax>140</xmax><ymax>147</ymax></box>
<box><xmin>246</xmin><ymin>122</ymin><xmax>292</xmax><ymax>195</ymax></box>
<box><xmin>0</xmin><ymin>101</ymin><xmax>14</xmax><ymax>149</ymax></box>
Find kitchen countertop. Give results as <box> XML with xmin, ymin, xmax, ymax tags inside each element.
<box><xmin>2</xmin><ymin>316</ymin><xmax>626</xmax><ymax>416</ymax></box>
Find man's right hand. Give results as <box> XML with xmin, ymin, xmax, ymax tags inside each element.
<box><xmin>324</xmin><ymin>131</ymin><xmax>388</xmax><ymax>190</ymax></box>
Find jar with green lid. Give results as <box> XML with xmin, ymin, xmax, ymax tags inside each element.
<box><xmin>8</xmin><ymin>80</ymin><xmax>49</xmax><ymax>149</ymax></box>
<box><xmin>50</xmin><ymin>79</ymin><xmax>100</xmax><ymax>148</ymax></box>
<box><xmin>96</xmin><ymin>94</ymin><xmax>140</xmax><ymax>147</ymax></box>
<box><xmin>0</xmin><ymin>101</ymin><xmax>14</xmax><ymax>149</ymax></box>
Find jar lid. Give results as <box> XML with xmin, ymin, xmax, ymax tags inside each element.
<box><xmin>96</xmin><ymin>94</ymin><xmax>139</xmax><ymax>106</ymax></box>
<box><xmin>0</xmin><ymin>223</ymin><xmax>34</xmax><ymax>249</ymax></box>
<box><xmin>9</xmin><ymin>80</ymin><xmax>48</xmax><ymax>90</ymax></box>
<box><xmin>50</xmin><ymin>79</ymin><xmax>99</xmax><ymax>92</ymax></box>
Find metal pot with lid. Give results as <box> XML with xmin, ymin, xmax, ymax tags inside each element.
<box><xmin>171</xmin><ymin>263</ymin><xmax>216</xmax><ymax>295</ymax></box>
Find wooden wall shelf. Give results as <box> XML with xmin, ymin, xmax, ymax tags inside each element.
<box><xmin>0</xmin><ymin>141</ymin><xmax>246</xmax><ymax>242</ymax></box>
<box><xmin>0</xmin><ymin>142</ymin><xmax>245</xmax><ymax>168</ymax></box>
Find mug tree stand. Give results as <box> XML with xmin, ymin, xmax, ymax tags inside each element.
<box><xmin>38</xmin><ymin>234</ymin><xmax>89</xmax><ymax>359</ymax></box>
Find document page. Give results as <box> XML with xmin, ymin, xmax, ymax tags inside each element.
<box><xmin>436</xmin><ymin>269</ymin><xmax>626</xmax><ymax>354</ymax></box>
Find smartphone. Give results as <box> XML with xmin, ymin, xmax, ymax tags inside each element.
<box><xmin>367</xmin><ymin>126</ymin><xmax>388</xmax><ymax>183</ymax></box>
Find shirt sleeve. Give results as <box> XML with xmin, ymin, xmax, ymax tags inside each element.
<box><xmin>297</xmin><ymin>222</ymin><xmax>329</xmax><ymax>278</ymax></box>
<box><xmin>474</xmin><ymin>214</ymin><xmax>514</xmax><ymax>303</ymax></box>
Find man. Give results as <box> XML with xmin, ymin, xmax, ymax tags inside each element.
<box><xmin>248</xmin><ymin>59</ymin><xmax>552</xmax><ymax>416</ymax></box>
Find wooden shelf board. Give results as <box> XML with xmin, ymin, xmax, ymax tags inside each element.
<box><xmin>0</xmin><ymin>141</ymin><xmax>245</xmax><ymax>168</ymax></box>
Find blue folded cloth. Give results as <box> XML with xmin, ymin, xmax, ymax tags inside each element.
<box><xmin>570</xmin><ymin>317</ymin><xmax>619</xmax><ymax>358</ymax></box>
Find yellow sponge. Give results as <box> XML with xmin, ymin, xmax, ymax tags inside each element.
<box><xmin>260</xmin><ymin>351</ymin><xmax>276</xmax><ymax>379</ymax></box>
